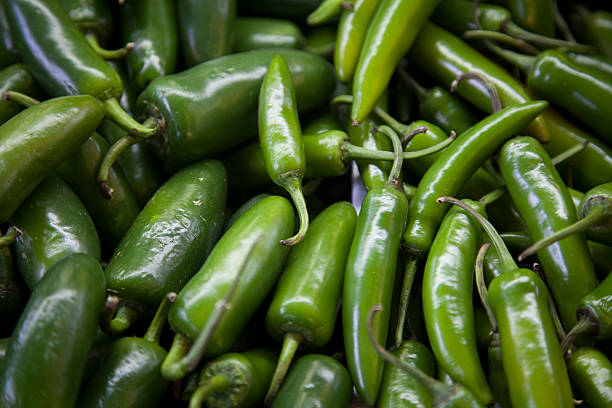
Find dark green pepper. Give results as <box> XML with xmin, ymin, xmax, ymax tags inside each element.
<box><xmin>568</xmin><ymin>347</ymin><xmax>612</xmax><ymax>407</ymax></box>
<box><xmin>0</xmin><ymin>94</ymin><xmax>105</xmax><ymax>223</ymax></box>
<box><xmin>0</xmin><ymin>64</ymin><xmax>44</xmax><ymax>125</ymax></box>
<box><xmin>57</xmin><ymin>0</ymin><xmax>113</xmax><ymax>46</ymax></box>
<box><xmin>234</xmin><ymin>17</ymin><xmax>304</xmax><ymax>52</ymax></box>
<box><xmin>0</xmin><ymin>230</ymin><xmax>26</xmax><ymax>337</ymax></box>
<box><xmin>0</xmin><ymin>5</ymin><xmax>18</xmax><ymax>68</ymax></box>
<box><xmin>0</xmin><ymin>253</ymin><xmax>106</xmax><ymax>408</ymax></box>
<box><xmin>304</xmin><ymin>26</ymin><xmax>335</xmax><ymax>58</ymax></box>
<box><xmin>104</xmin><ymin>160</ymin><xmax>227</xmax><ymax>333</ymax></box>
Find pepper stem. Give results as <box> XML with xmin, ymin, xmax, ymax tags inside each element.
<box><xmin>518</xmin><ymin>205</ymin><xmax>610</xmax><ymax>261</ymax></box>
<box><xmin>397</xmin><ymin>68</ymin><xmax>428</xmax><ymax>102</ymax></box>
<box><xmin>108</xmin><ymin>304</ymin><xmax>140</xmax><ymax>334</ymax></box>
<box><xmin>189</xmin><ymin>374</ymin><xmax>231</xmax><ymax>408</ymax></box>
<box><xmin>462</xmin><ymin>30</ymin><xmax>540</xmax><ymax>55</ymax></box>
<box><xmin>278</xmin><ymin>172</ymin><xmax>309</xmax><ymax>246</ymax></box>
<box><xmin>161</xmin><ymin>234</ymin><xmax>263</xmax><ymax>380</ymax></box>
<box><xmin>475</xmin><ymin>243</ymin><xmax>497</xmax><ymax>332</ymax></box>
<box><xmin>0</xmin><ymin>226</ymin><xmax>20</xmax><ymax>247</ymax></box>
<box><xmin>451</xmin><ymin>72</ymin><xmax>502</xmax><ymax>113</ymax></box>
<box><xmin>483</xmin><ymin>41</ymin><xmax>535</xmax><ymax>75</ymax></box>
<box><xmin>503</xmin><ymin>21</ymin><xmax>595</xmax><ymax>53</ymax></box>
<box><xmin>2</xmin><ymin>90</ymin><xmax>40</xmax><ymax>107</ymax></box>
<box><xmin>143</xmin><ymin>292</ymin><xmax>177</xmax><ymax>344</ymax></box>
<box><xmin>97</xmin><ymin>133</ymin><xmax>142</xmax><ymax>199</ymax></box>
<box><xmin>552</xmin><ymin>0</ymin><xmax>575</xmax><ymax>42</ymax></box>
<box><xmin>85</xmin><ymin>33</ymin><xmax>134</xmax><ymax>60</ymax></box>
<box><xmin>561</xmin><ymin>316</ymin><xmax>597</xmax><ymax>354</ymax></box>
<box><xmin>478</xmin><ymin>187</ymin><xmax>507</xmax><ymax>207</ymax></box>
<box><xmin>375</xmin><ymin>125</ymin><xmax>403</xmax><ymax>188</ymax></box>
<box><xmin>551</xmin><ymin>141</ymin><xmax>589</xmax><ymax>166</ymax></box>
<box><xmin>437</xmin><ymin>196</ymin><xmax>517</xmax><ymax>273</ymax></box>
<box><xmin>103</xmin><ymin>97</ymin><xmax>162</xmax><ymax>138</ymax></box>
<box><xmin>341</xmin><ymin>133</ymin><xmax>455</xmax><ymax>162</ymax></box>
<box><xmin>264</xmin><ymin>332</ymin><xmax>304</xmax><ymax>406</ymax></box>
<box><xmin>395</xmin><ymin>258</ymin><xmax>417</xmax><ymax>346</ymax></box>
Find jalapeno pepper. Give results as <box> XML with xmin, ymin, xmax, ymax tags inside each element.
<box><xmin>264</xmin><ymin>201</ymin><xmax>357</xmax><ymax>402</ymax></box>
<box><xmin>567</xmin><ymin>346</ymin><xmax>612</xmax><ymax>407</ymax></box>
<box><xmin>0</xmin><ymin>64</ymin><xmax>44</xmax><ymax>125</ymax></box>
<box><xmin>307</xmin><ymin>0</ymin><xmax>344</xmax><ymax>25</ymax></box>
<box><xmin>57</xmin><ymin>0</ymin><xmax>113</xmax><ymax>46</ymax></box>
<box><xmin>0</xmin><ymin>94</ymin><xmax>105</xmax><ymax>223</ymax></box>
<box><xmin>234</xmin><ymin>17</ymin><xmax>304</xmax><ymax>52</ymax></box>
<box><xmin>0</xmin><ymin>5</ymin><xmax>18</xmax><ymax>69</ymax></box>
<box><xmin>0</xmin><ymin>253</ymin><xmax>106</xmax><ymax>408</ymax></box>
<box><xmin>350</xmin><ymin>0</ymin><xmax>442</xmax><ymax>123</ymax></box>
<box><xmin>177</xmin><ymin>0</ymin><xmax>236</xmax><ymax>67</ymax></box>
<box><xmin>304</xmin><ymin>26</ymin><xmax>335</xmax><ymax>58</ymax></box>
<box><xmin>270</xmin><ymin>355</ymin><xmax>352</xmax><ymax>408</ymax></box>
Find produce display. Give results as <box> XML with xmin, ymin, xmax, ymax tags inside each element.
<box><xmin>2</xmin><ymin>0</ymin><xmax>612</xmax><ymax>407</ymax></box>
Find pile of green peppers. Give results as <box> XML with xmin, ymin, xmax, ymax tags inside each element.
<box><xmin>1</xmin><ymin>0</ymin><xmax>612</xmax><ymax>407</ymax></box>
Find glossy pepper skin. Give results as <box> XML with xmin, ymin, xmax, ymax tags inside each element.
<box><xmin>422</xmin><ymin>202</ymin><xmax>492</xmax><ymax>404</ymax></box>
<box><xmin>105</xmin><ymin>160</ymin><xmax>227</xmax><ymax>314</ymax></box>
<box><xmin>489</xmin><ymin>268</ymin><xmax>574</xmax><ymax>408</ymax></box>
<box><xmin>57</xmin><ymin>0</ymin><xmax>113</xmax><ymax>45</ymax></box>
<box><xmin>408</xmin><ymin>22</ymin><xmax>549</xmax><ymax>143</ymax></box>
<box><xmin>120</xmin><ymin>0</ymin><xmax>177</xmax><ymax>90</ymax></box>
<box><xmin>507</xmin><ymin>0</ymin><xmax>555</xmax><ymax>36</ymax></box>
<box><xmin>168</xmin><ymin>196</ymin><xmax>294</xmax><ymax>357</ymax></box>
<box><xmin>351</xmin><ymin>0</ymin><xmax>441</xmax><ymax>123</ymax></box>
<box><xmin>4</xmin><ymin>0</ymin><xmax>123</xmax><ymax>100</ymax></box>
<box><xmin>0</xmin><ymin>64</ymin><xmax>44</xmax><ymax>125</ymax></box>
<box><xmin>377</xmin><ymin>340</ymin><xmax>435</xmax><ymax>408</ymax></box>
<box><xmin>11</xmin><ymin>174</ymin><xmax>100</xmax><ymax>289</ymax></box>
<box><xmin>234</xmin><ymin>17</ymin><xmax>304</xmax><ymax>52</ymax></box>
<box><xmin>270</xmin><ymin>355</ymin><xmax>352</xmax><ymax>408</ymax></box>
<box><xmin>499</xmin><ymin>136</ymin><xmax>598</xmax><ymax>330</ymax></box>
<box><xmin>57</xmin><ymin>132</ymin><xmax>140</xmax><ymax>251</ymax></box>
<box><xmin>177</xmin><ymin>0</ymin><xmax>236</xmax><ymax>67</ymax></box>
<box><xmin>402</xmin><ymin>101</ymin><xmax>548</xmax><ymax>259</ymax></box>
<box><xmin>0</xmin><ymin>94</ymin><xmax>105</xmax><ymax>223</ymax></box>
<box><xmin>192</xmin><ymin>348</ymin><xmax>276</xmax><ymax>408</ymax></box>
<box><xmin>0</xmin><ymin>253</ymin><xmax>106</xmax><ymax>408</ymax></box>
<box><xmin>343</xmin><ymin>185</ymin><xmax>409</xmax><ymax>405</ymax></box>
<box><xmin>137</xmin><ymin>49</ymin><xmax>335</xmax><ymax>166</ymax></box>
<box><xmin>578</xmin><ymin>269</ymin><xmax>612</xmax><ymax>339</ymax></box>
<box><xmin>334</xmin><ymin>0</ymin><xmax>382</xmax><ymax>83</ymax></box>
<box><xmin>568</xmin><ymin>347</ymin><xmax>612</xmax><ymax>407</ymax></box>
<box><xmin>0</xmin><ymin>5</ymin><xmax>18</xmax><ymax>69</ymax></box>
<box><xmin>432</xmin><ymin>0</ymin><xmax>512</xmax><ymax>36</ymax></box>
<box><xmin>0</xmin><ymin>238</ymin><xmax>26</xmax><ymax>337</ymax></box>
<box><xmin>527</xmin><ymin>50</ymin><xmax>612</xmax><ymax>145</ymax></box>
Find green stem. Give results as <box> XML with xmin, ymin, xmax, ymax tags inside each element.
<box><xmin>143</xmin><ymin>292</ymin><xmax>177</xmax><ymax>344</ymax></box>
<box><xmin>306</xmin><ymin>0</ymin><xmax>345</xmax><ymax>25</ymax></box>
<box><xmin>375</xmin><ymin>125</ymin><xmax>403</xmax><ymax>188</ymax></box>
<box><xmin>85</xmin><ymin>33</ymin><xmax>134</xmax><ymax>60</ymax></box>
<box><xmin>108</xmin><ymin>304</ymin><xmax>140</xmax><ymax>335</ymax></box>
<box><xmin>161</xmin><ymin>234</ymin><xmax>263</xmax><ymax>380</ymax></box>
<box><xmin>264</xmin><ymin>332</ymin><xmax>303</xmax><ymax>406</ymax></box>
<box><xmin>484</xmin><ymin>41</ymin><xmax>535</xmax><ymax>74</ymax></box>
<box><xmin>561</xmin><ymin>317</ymin><xmax>597</xmax><ymax>354</ymax></box>
<box><xmin>3</xmin><ymin>90</ymin><xmax>40</xmax><ymax>107</ymax></box>
<box><xmin>550</xmin><ymin>141</ymin><xmax>588</xmax><ymax>166</ymax></box>
<box><xmin>342</xmin><ymin>133</ymin><xmax>455</xmax><ymax>161</ymax></box>
<box><xmin>450</xmin><ymin>72</ymin><xmax>502</xmax><ymax>113</ymax></box>
<box><xmin>552</xmin><ymin>0</ymin><xmax>575</xmax><ymax>42</ymax></box>
<box><xmin>463</xmin><ymin>29</ymin><xmax>540</xmax><ymax>55</ymax></box>
<box><xmin>395</xmin><ymin>258</ymin><xmax>417</xmax><ymax>346</ymax></box>
<box><xmin>475</xmin><ymin>243</ymin><xmax>497</xmax><ymax>332</ymax></box>
<box><xmin>437</xmin><ymin>196</ymin><xmax>517</xmax><ymax>272</ymax></box>
<box><xmin>479</xmin><ymin>187</ymin><xmax>507</xmax><ymax>207</ymax></box>
<box><xmin>0</xmin><ymin>226</ymin><xmax>20</xmax><ymax>247</ymax></box>
<box><xmin>400</xmin><ymin>126</ymin><xmax>428</xmax><ymax>148</ymax></box>
<box><xmin>279</xmin><ymin>172</ymin><xmax>309</xmax><ymax>246</ymax></box>
<box><xmin>548</xmin><ymin>292</ymin><xmax>566</xmax><ymax>341</ymax></box>
<box><xmin>518</xmin><ymin>205</ymin><xmax>610</xmax><ymax>261</ymax></box>
<box><xmin>504</xmin><ymin>21</ymin><xmax>596</xmax><ymax>53</ymax></box>
<box><xmin>97</xmin><ymin>133</ymin><xmax>142</xmax><ymax>199</ymax></box>
<box><xmin>189</xmin><ymin>374</ymin><xmax>231</xmax><ymax>408</ymax></box>
<box><xmin>397</xmin><ymin>68</ymin><xmax>428</xmax><ymax>102</ymax></box>
<box><xmin>104</xmin><ymin>97</ymin><xmax>161</xmax><ymax>138</ymax></box>
<box><xmin>332</xmin><ymin>95</ymin><xmax>410</xmax><ymax>137</ymax></box>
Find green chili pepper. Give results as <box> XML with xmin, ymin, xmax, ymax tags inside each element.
<box><xmin>258</xmin><ymin>54</ymin><xmax>309</xmax><ymax>246</ymax></box>
<box><xmin>57</xmin><ymin>0</ymin><xmax>113</xmax><ymax>46</ymax></box>
<box><xmin>507</xmin><ymin>0</ymin><xmax>555</xmax><ymax>37</ymax></box>
<box><xmin>10</xmin><ymin>174</ymin><xmax>100</xmax><ymax>289</ymax></box>
<box><xmin>304</xmin><ymin>26</ymin><xmax>336</xmax><ymax>58</ymax></box>
<box><xmin>0</xmin><ymin>253</ymin><xmax>106</xmax><ymax>408</ymax></box>
<box><xmin>565</xmin><ymin>52</ymin><xmax>612</xmax><ymax>78</ymax></box>
<box><xmin>162</xmin><ymin>196</ymin><xmax>294</xmax><ymax>379</ymax></box>
<box><xmin>307</xmin><ymin>0</ymin><xmax>344</xmax><ymax>25</ymax></box>
<box><xmin>377</xmin><ymin>340</ymin><xmax>436</xmax><ymax>408</ymax></box>
<box><xmin>334</xmin><ymin>0</ymin><xmax>382</xmax><ymax>83</ymax></box>
<box><xmin>0</xmin><ymin>229</ymin><xmax>26</xmax><ymax>337</ymax></box>
<box><xmin>0</xmin><ymin>94</ymin><xmax>105</xmax><ymax>223</ymax></box>
<box><xmin>0</xmin><ymin>5</ymin><xmax>18</xmax><ymax>69</ymax></box>
<box><xmin>136</xmin><ymin>49</ymin><xmax>335</xmax><ymax>166</ymax></box>
<box><xmin>422</xmin><ymin>200</ymin><xmax>492</xmax><ymax>404</ymax></box>
<box><xmin>224</xmin><ymin>193</ymin><xmax>271</xmax><ymax>232</ymax></box>
<box><xmin>499</xmin><ymin>136</ymin><xmax>598</xmax><ymax>331</ymax></box>
<box><xmin>177</xmin><ymin>0</ymin><xmax>236</xmax><ymax>67</ymax></box>
<box><xmin>402</xmin><ymin>100</ymin><xmax>547</xmax><ymax>258</ymax></box>
<box><xmin>77</xmin><ymin>293</ymin><xmax>174</xmax><ymax>408</ymax></box>
<box><xmin>567</xmin><ymin>347</ymin><xmax>612</xmax><ymax>407</ymax></box>
<box><xmin>120</xmin><ymin>0</ymin><xmax>177</xmax><ymax>90</ymax></box>
<box><xmin>264</xmin><ymin>201</ymin><xmax>357</xmax><ymax>402</ymax></box>
<box><xmin>343</xmin><ymin>125</ymin><xmax>408</xmax><ymax>405</ymax></box>
<box><xmin>0</xmin><ymin>64</ymin><xmax>44</xmax><ymax>125</ymax></box>
<box><xmin>270</xmin><ymin>355</ymin><xmax>352</xmax><ymax>408</ymax></box>
<box><xmin>576</xmin><ymin>7</ymin><xmax>612</xmax><ymax>58</ymax></box>
<box><xmin>188</xmin><ymin>348</ymin><xmax>276</xmax><ymax>408</ymax></box>
<box><xmin>4</xmin><ymin>0</ymin><xmax>158</xmax><ymax>137</ymax></box>
<box><xmin>351</xmin><ymin>0</ymin><xmax>442</xmax><ymax>123</ymax></box>
<box><xmin>104</xmin><ymin>160</ymin><xmax>227</xmax><ymax>334</ymax></box>
<box><xmin>234</xmin><ymin>17</ymin><xmax>304</xmax><ymax>52</ymax></box>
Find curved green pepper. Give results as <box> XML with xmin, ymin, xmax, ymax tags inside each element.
<box><xmin>104</xmin><ymin>160</ymin><xmax>227</xmax><ymax>333</ymax></box>
<box><xmin>568</xmin><ymin>347</ymin><xmax>612</xmax><ymax>407</ymax></box>
<box><xmin>137</xmin><ymin>48</ymin><xmax>335</xmax><ymax>165</ymax></box>
<box><xmin>0</xmin><ymin>253</ymin><xmax>106</xmax><ymax>408</ymax></box>
<box><xmin>270</xmin><ymin>354</ymin><xmax>352</xmax><ymax>408</ymax></box>
<box><xmin>507</xmin><ymin>0</ymin><xmax>555</xmax><ymax>37</ymax></box>
<box><xmin>264</xmin><ymin>201</ymin><xmax>357</xmax><ymax>401</ymax></box>
<box><xmin>11</xmin><ymin>174</ymin><xmax>100</xmax><ymax>289</ymax></box>
<box><xmin>120</xmin><ymin>0</ymin><xmax>177</xmax><ymax>90</ymax></box>
<box><xmin>0</xmin><ymin>64</ymin><xmax>44</xmax><ymax>125</ymax></box>
<box><xmin>177</xmin><ymin>0</ymin><xmax>236</xmax><ymax>67</ymax></box>
<box><xmin>0</xmin><ymin>94</ymin><xmax>105</xmax><ymax>223</ymax></box>
<box><xmin>234</xmin><ymin>17</ymin><xmax>304</xmax><ymax>52</ymax></box>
